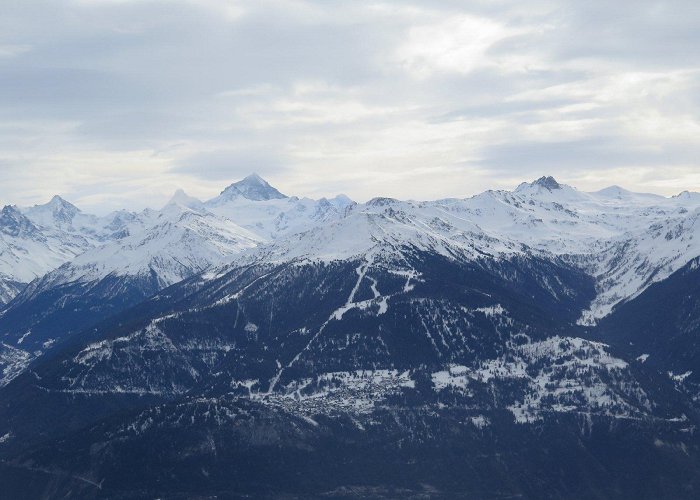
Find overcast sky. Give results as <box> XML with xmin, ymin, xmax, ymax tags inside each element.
<box><xmin>1</xmin><ymin>0</ymin><xmax>699</xmax><ymax>212</ymax></box>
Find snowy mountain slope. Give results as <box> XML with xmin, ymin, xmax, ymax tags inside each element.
<box><xmin>23</xmin><ymin>195</ymin><xmax>84</xmax><ymax>233</ymax></box>
<box><xmin>0</xmin><ymin>239</ymin><xmax>599</xmax><ymax>452</ymax></box>
<box><xmin>0</xmin><ymin>196</ymin><xmax>148</xmax><ymax>306</ymax></box>
<box><xmin>44</xmin><ymin>253</ymin><xmax>595</xmax><ymax>399</ymax></box>
<box><xmin>6</xmin><ymin>173</ymin><xmax>699</xmax><ymax>322</ymax></box>
<box><xmin>2</xmin><ymin>175</ymin><xmax>700</xmax><ymax>396</ymax></box>
<box><xmin>2</xmin><ymin>175</ymin><xmax>700</xmax><ymax>498</ymax></box>
<box><xmin>0</xmin><ymin>342</ymin><xmax>32</xmax><ymax>387</ymax></box>
<box><xmin>2</xmin><ymin>172</ymin><xmax>699</xmax><ymax>369</ymax></box>
<box><xmin>0</xmin><ymin>277</ymin><xmax>23</xmax><ymax>307</ymax></box>
<box><xmin>0</xmin><ymin>200</ymin><xmax>260</xmax><ymax>360</ymax></box>
<box><xmin>209</xmin><ymin>175</ymin><xmax>700</xmax><ymax>327</ymax></box>
<box><xmin>23</xmin><ymin>202</ymin><xmax>261</xmax><ymax>294</ymax></box>
<box><xmin>438</xmin><ymin>176</ymin><xmax>700</xmax><ymax>256</ymax></box>
<box><xmin>418</xmin><ymin>177</ymin><xmax>700</xmax><ymax>323</ymax></box>
<box><xmin>578</xmin><ymin>205</ymin><xmax>700</xmax><ymax>323</ymax></box>
<box><xmin>0</xmin><ymin>204</ymin><xmax>88</xmax><ymax>285</ymax></box>
<box><xmin>205</xmin><ymin>174</ymin><xmax>354</xmax><ymax>240</ymax></box>
<box><xmin>0</xmin><ymin>232</ymin><xmax>696</xmax><ymax>498</ymax></box>
<box><xmin>597</xmin><ymin>255</ymin><xmax>700</xmax><ymax>406</ymax></box>
<box><xmin>0</xmin><ymin>176</ymin><xmax>354</xmax><ymax>384</ymax></box>
<box><xmin>20</xmin><ymin>195</ymin><xmax>145</xmax><ymax>242</ymax></box>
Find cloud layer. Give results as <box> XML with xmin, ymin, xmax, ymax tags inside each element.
<box><xmin>1</xmin><ymin>0</ymin><xmax>699</xmax><ymax>212</ymax></box>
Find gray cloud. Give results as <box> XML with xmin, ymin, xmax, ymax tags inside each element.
<box><xmin>171</xmin><ymin>148</ymin><xmax>289</xmax><ymax>181</ymax></box>
<box><xmin>479</xmin><ymin>136</ymin><xmax>700</xmax><ymax>172</ymax></box>
<box><xmin>0</xmin><ymin>0</ymin><xmax>698</xmax><ymax>212</ymax></box>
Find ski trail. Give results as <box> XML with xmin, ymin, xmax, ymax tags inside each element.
<box><xmin>266</xmin><ymin>257</ymin><xmax>372</xmax><ymax>394</ymax></box>
<box><xmin>347</xmin><ymin>260</ymin><xmax>370</xmax><ymax>304</ymax></box>
<box><xmin>368</xmin><ymin>276</ymin><xmax>380</xmax><ymax>299</ymax></box>
<box><xmin>376</xmin><ymin>232</ymin><xmax>419</xmax><ymax>293</ymax></box>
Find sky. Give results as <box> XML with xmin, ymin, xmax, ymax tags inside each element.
<box><xmin>1</xmin><ymin>0</ymin><xmax>700</xmax><ymax>213</ymax></box>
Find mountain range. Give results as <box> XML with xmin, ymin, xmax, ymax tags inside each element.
<box><xmin>1</xmin><ymin>174</ymin><xmax>700</xmax><ymax>498</ymax></box>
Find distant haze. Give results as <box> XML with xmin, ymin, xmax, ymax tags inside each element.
<box><xmin>0</xmin><ymin>1</ymin><xmax>699</xmax><ymax>213</ymax></box>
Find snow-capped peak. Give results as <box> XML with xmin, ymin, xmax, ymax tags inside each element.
<box><xmin>210</xmin><ymin>173</ymin><xmax>287</xmax><ymax>203</ymax></box>
<box><xmin>165</xmin><ymin>189</ymin><xmax>205</xmax><ymax>211</ymax></box>
<box><xmin>48</xmin><ymin>194</ymin><xmax>75</xmax><ymax>207</ymax></box>
<box><xmin>533</xmin><ymin>176</ymin><xmax>562</xmax><ymax>191</ymax></box>
<box><xmin>4</xmin><ymin>174</ymin><xmax>700</xmax><ymax>328</ymax></box>
<box><xmin>21</xmin><ymin>203</ymin><xmax>262</xmax><ymax>298</ymax></box>
<box><xmin>0</xmin><ymin>205</ymin><xmax>38</xmax><ymax>238</ymax></box>
<box><xmin>324</xmin><ymin>194</ymin><xmax>355</xmax><ymax>212</ymax></box>
<box><xmin>515</xmin><ymin>176</ymin><xmax>565</xmax><ymax>194</ymax></box>
<box><xmin>673</xmin><ymin>190</ymin><xmax>700</xmax><ymax>202</ymax></box>
<box><xmin>45</xmin><ymin>195</ymin><xmax>80</xmax><ymax>217</ymax></box>
<box><xmin>331</xmin><ymin>194</ymin><xmax>354</xmax><ymax>205</ymax></box>
<box><xmin>512</xmin><ymin>176</ymin><xmax>587</xmax><ymax>204</ymax></box>
<box><xmin>24</xmin><ymin>195</ymin><xmax>80</xmax><ymax>228</ymax></box>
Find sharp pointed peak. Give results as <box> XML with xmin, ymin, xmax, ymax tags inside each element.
<box><xmin>44</xmin><ymin>194</ymin><xmax>78</xmax><ymax>209</ymax></box>
<box><xmin>515</xmin><ymin>175</ymin><xmax>566</xmax><ymax>194</ymax></box>
<box><xmin>532</xmin><ymin>176</ymin><xmax>562</xmax><ymax>190</ymax></box>
<box><xmin>214</xmin><ymin>173</ymin><xmax>287</xmax><ymax>202</ymax></box>
<box><xmin>233</xmin><ymin>173</ymin><xmax>275</xmax><ymax>189</ymax></box>
<box><xmin>27</xmin><ymin>195</ymin><xmax>80</xmax><ymax>216</ymax></box>
<box><xmin>19</xmin><ymin>194</ymin><xmax>80</xmax><ymax>227</ymax></box>
<box><xmin>165</xmin><ymin>189</ymin><xmax>204</xmax><ymax>211</ymax></box>
<box><xmin>241</xmin><ymin>172</ymin><xmax>266</xmax><ymax>183</ymax></box>
<box><xmin>169</xmin><ymin>188</ymin><xmax>192</xmax><ymax>201</ymax></box>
